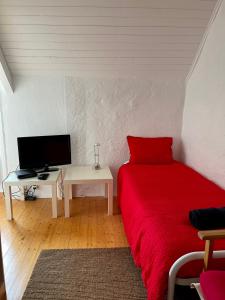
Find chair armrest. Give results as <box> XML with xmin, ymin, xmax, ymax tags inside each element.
<box><xmin>198</xmin><ymin>229</ymin><xmax>225</xmax><ymax>241</ymax></box>
<box><xmin>198</xmin><ymin>229</ymin><xmax>225</xmax><ymax>270</ymax></box>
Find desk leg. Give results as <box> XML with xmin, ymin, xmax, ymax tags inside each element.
<box><xmin>51</xmin><ymin>184</ymin><xmax>58</xmax><ymax>218</ymax></box>
<box><xmin>64</xmin><ymin>184</ymin><xmax>70</xmax><ymax>218</ymax></box>
<box><xmin>105</xmin><ymin>183</ymin><xmax>108</xmax><ymax>198</ymax></box>
<box><xmin>69</xmin><ymin>184</ymin><xmax>72</xmax><ymax>200</ymax></box>
<box><xmin>4</xmin><ymin>185</ymin><xmax>13</xmax><ymax>220</ymax></box>
<box><xmin>107</xmin><ymin>181</ymin><xmax>113</xmax><ymax>216</ymax></box>
<box><xmin>57</xmin><ymin>170</ymin><xmax>63</xmax><ymax>200</ymax></box>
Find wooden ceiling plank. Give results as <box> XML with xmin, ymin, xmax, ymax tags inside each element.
<box><xmin>9</xmin><ymin>62</ymin><xmax>190</xmax><ymax>71</ymax></box>
<box><xmin>3</xmin><ymin>49</ymin><xmax>195</xmax><ymax>58</ymax></box>
<box><xmin>0</xmin><ymin>0</ymin><xmax>217</xmax><ymax>10</ymax></box>
<box><xmin>0</xmin><ymin>15</ymin><xmax>209</xmax><ymax>27</ymax></box>
<box><xmin>0</xmin><ymin>41</ymin><xmax>199</xmax><ymax>51</ymax></box>
<box><xmin>0</xmin><ymin>33</ymin><xmax>204</xmax><ymax>44</ymax></box>
<box><xmin>0</xmin><ymin>25</ymin><xmax>206</xmax><ymax>35</ymax></box>
<box><xmin>6</xmin><ymin>56</ymin><xmax>193</xmax><ymax>65</ymax></box>
<box><xmin>0</xmin><ymin>7</ymin><xmax>212</xmax><ymax>19</ymax></box>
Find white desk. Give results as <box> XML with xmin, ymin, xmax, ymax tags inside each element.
<box><xmin>3</xmin><ymin>170</ymin><xmax>61</xmax><ymax>220</ymax></box>
<box><xmin>64</xmin><ymin>166</ymin><xmax>113</xmax><ymax>217</ymax></box>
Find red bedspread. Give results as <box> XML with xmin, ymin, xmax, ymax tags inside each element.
<box><xmin>118</xmin><ymin>162</ymin><xmax>225</xmax><ymax>300</ymax></box>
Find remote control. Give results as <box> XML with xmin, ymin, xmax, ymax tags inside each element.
<box><xmin>37</xmin><ymin>173</ymin><xmax>49</xmax><ymax>180</ymax></box>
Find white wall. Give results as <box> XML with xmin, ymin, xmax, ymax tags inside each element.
<box><xmin>182</xmin><ymin>0</ymin><xmax>225</xmax><ymax>189</ymax></box>
<box><xmin>0</xmin><ymin>95</ymin><xmax>7</xmax><ymax>186</ymax></box>
<box><xmin>1</xmin><ymin>73</ymin><xmax>185</xmax><ymax>196</ymax></box>
<box><xmin>0</xmin><ymin>75</ymin><xmax>66</xmax><ymax>194</ymax></box>
<box><xmin>1</xmin><ymin>75</ymin><xmax>66</xmax><ymax>170</ymax></box>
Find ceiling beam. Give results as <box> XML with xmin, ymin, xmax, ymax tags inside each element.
<box><xmin>0</xmin><ymin>47</ymin><xmax>14</xmax><ymax>94</ymax></box>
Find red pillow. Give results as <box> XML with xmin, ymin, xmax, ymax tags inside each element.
<box><xmin>127</xmin><ymin>136</ymin><xmax>173</xmax><ymax>164</ymax></box>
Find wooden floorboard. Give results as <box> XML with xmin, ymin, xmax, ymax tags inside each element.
<box><xmin>0</xmin><ymin>194</ymin><xmax>128</xmax><ymax>300</ymax></box>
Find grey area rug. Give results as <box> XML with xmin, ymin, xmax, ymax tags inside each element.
<box><xmin>22</xmin><ymin>248</ymin><xmax>147</xmax><ymax>300</ymax></box>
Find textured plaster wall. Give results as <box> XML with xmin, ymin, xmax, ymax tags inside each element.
<box><xmin>0</xmin><ymin>74</ymin><xmax>185</xmax><ymax>196</ymax></box>
<box><xmin>182</xmin><ymin>0</ymin><xmax>225</xmax><ymax>189</ymax></box>
<box><xmin>65</xmin><ymin>76</ymin><xmax>185</xmax><ymax>196</ymax></box>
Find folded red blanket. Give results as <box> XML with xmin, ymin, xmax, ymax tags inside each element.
<box><xmin>118</xmin><ymin>162</ymin><xmax>225</xmax><ymax>300</ymax></box>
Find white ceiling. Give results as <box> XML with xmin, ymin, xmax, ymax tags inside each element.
<box><xmin>0</xmin><ymin>0</ymin><xmax>218</xmax><ymax>77</ymax></box>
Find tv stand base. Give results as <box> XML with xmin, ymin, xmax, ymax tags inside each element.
<box><xmin>37</xmin><ymin>167</ymin><xmax>59</xmax><ymax>173</ymax></box>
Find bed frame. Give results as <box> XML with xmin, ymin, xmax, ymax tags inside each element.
<box><xmin>168</xmin><ymin>229</ymin><xmax>225</xmax><ymax>300</ymax></box>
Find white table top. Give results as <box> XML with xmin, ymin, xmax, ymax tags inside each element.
<box><xmin>64</xmin><ymin>166</ymin><xmax>113</xmax><ymax>183</ymax></box>
<box><xmin>4</xmin><ymin>170</ymin><xmax>61</xmax><ymax>186</ymax></box>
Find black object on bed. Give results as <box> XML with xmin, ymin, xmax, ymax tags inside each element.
<box><xmin>189</xmin><ymin>207</ymin><xmax>225</xmax><ymax>230</ymax></box>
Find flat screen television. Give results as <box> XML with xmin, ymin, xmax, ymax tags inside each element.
<box><xmin>17</xmin><ymin>134</ymin><xmax>71</xmax><ymax>171</ymax></box>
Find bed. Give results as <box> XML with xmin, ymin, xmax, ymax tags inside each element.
<box><xmin>118</xmin><ymin>161</ymin><xmax>225</xmax><ymax>300</ymax></box>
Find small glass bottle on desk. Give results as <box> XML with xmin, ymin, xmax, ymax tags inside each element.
<box><xmin>93</xmin><ymin>143</ymin><xmax>101</xmax><ymax>170</ymax></box>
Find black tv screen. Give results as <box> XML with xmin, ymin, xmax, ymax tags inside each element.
<box><xmin>17</xmin><ymin>134</ymin><xmax>71</xmax><ymax>170</ymax></box>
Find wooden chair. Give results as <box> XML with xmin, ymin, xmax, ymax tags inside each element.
<box><xmin>192</xmin><ymin>229</ymin><xmax>225</xmax><ymax>300</ymax></box>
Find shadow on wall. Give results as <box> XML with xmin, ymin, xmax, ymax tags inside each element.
<box><xmin>0</xmin><ymin>97</ymin><xmax>7</xmax><ymax>187</ymax></box>
<box><xmin>179</xmin><ymin>139</ymin><xmax>186</xmax><ymax>163</ymax></box>
<box><xmin>0</xmin><ymin>158</ymin><xmax>2</xmax><ymax>187</ymax></box>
